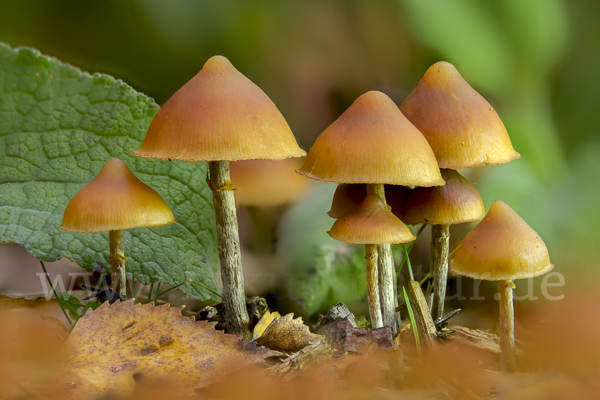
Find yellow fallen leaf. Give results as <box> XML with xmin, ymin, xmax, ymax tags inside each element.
<box><xmin>252</xmin><ymin>310</ymin><xmax>281</xmax><ymax>341</ymax></box>
<box><xmin>254</xmin><ymin>313</ymin><xmax>323</xmax><ymax>354</ymax></box>
<box><xmin>64</xmin><ymin>300</ymin><xmax>274</xmax><ymax>397</ymax></box>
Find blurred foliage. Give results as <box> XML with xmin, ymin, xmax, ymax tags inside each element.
<box><xmin>1</xmin><ymin>0</ymin><xmax>599</xmax><ymax>313</ymax></box>
<box><xmin>276</xmin><ymin>182</ymin><xmax>367</xmax><ymax>317</ymax></box>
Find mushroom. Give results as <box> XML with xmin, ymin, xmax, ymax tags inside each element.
<box><xmin>451</xmin><ymin>201</ymin><xmax>553</xmax><ymax>372</ymax></box>
<box><xmin>328</xmin><ymin>184</ymin><xmax>367</xmax><ymax>219</ymax></box>
<box><xmin>401</xmin><ymin>169</ymin><xmax>485</xmax><ymax>319</ymax></box>
<box><xmin>328</xmin><ymin>194</ymin><xmax>415</xmax><ymax>328</ymax></box>
<box><xmin>60</xmin><ymin>158</ymin><xmax>175</xmax><ymax>297</ymax></box>
<box><xmin>230</xmin><ymin>158</ymin><xmax>309</xmax><ymax>253</ymax></box>
<box><xmin>134</xmin><ymin>56</ymin><xmax>305</xmax><ymax>339</ymax></box>
<box><xmin>328</xmin><ymin>184</ymin><xmax>409</xmax><ymax>220</ymax></box>
<box><xmin>400</xmin><ymin>61</ymin><xmax>521</xmax><ymax>320</ymax></box>
<box><xmin>297</xmin><ymin>91</ymin><xmax>444</xmax><ymax>333</ymax></box>
<box><xmin>229</xmin><ymin>158</ymin><xmax>309</xmax><ymax>208</ymax></box>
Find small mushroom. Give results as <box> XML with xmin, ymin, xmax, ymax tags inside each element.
<box><xmin>134</xmin><ymin>56</ymin><xmax>305</xmax><ymax>339</ymax></box>
<box><xmin>402</xmin><ymin>169</ymin><xmax>485</xmax><ymax>320</ymax></box>
<box><xmin>60</xmin><ymin>158</ymin><xmax>175</xmax><ymax>297</ymax></box>
<box><xmin>229</xmin><ymin>158</ymin><xmax>310</xmax><ymax>253</ymax></box>
<box><xmin>229</xmin><ymin>158</ymin><xmax>309</xmax><ymax>208</ymax></box>
<box><xmin>328</xmin><ymin>184</ymin><xmax>409</xmax><ymax>220</ymax></box>
<box><xmin>451</xmin><ymin>201</ymin><xmax>553</xmax><ymax>372</ymax></box>
<box><xmin>328</xmin><ymin>194</ymin><xmax>415</xmax><ymax>328</ymax></box>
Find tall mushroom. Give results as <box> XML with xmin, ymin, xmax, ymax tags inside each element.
<box><xmin>328</xmin><ymin>194</ymin><xmax>415</xmax><ymax>328</ymax></box>
<box><xmin>400</xmin><ymin>61</ymin><xmax>520</xmax><ymax>320</ymax></box>
<box><xmin>401</xmin><ymin>169</ymin><xmax>485</xmax><ymax>319</ymax></box>
<box><xmin>134</xmin><ymin>56</ymin><xmax>305</xmax><ymax>339</ymax></box>
<box><xmin>451</xmin><ymin>201</ymin><xmax>553</xmax><ymax>372</ymax></box>
<box><xmin>297</xmin><ymin>91</ymin><xmax>444</xmax><ymax>333</ymax></box>
<box><xmin>61</xmin><ymin>158</ymin><xmax>175</xmax><ymax>297</ymax></box>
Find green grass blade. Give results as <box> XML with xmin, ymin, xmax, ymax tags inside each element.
<box><xmin>397</xmin><ymin>223</ymin><xmax>427</xmax><ymax>278</ymax></box>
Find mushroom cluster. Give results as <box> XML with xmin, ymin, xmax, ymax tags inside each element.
<box><xmin>400</xmin><ymin>61</ymin><xmax>521</xmax><ymax>321</ymax></box>
<box><xmin>298</xmin><ymin>90</ymin><xmax>443</xmax><ymax>333</ymax></box>
<box><xmin>57</xmin><ymin>55</ymin><xmax>554</xmax><ymax>374</ymax></box>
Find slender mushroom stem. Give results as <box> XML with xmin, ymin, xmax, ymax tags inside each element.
<box><xmin>109</xmin><ymin>229</ymin><xmax>126</xmax><ymax>298</ymax></box>
<box><xmin>498</xmin><ymin>279</ymin><xmax>516</xmax><ymax>372</ymax></box>
<box><xmin>365</xmin><ymin>244</ymin><xmax>383</xmax><ymax>328</ymax></box>
<box><xmin>366</xmin><ymin>183</ymin><xmax>399</xmax><ymax>333</ymax></box>
<box><xmin>430</xmin><ymin>224</ymin><xmax>450</xmax><ymax>320</ymax></box>
<box><xmin>209</xmin><ymin>160</ymin><xmax>251</xmax><ymax>340</ymax></box>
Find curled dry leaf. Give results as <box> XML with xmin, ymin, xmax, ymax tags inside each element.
<box><xmin>252</xmin><ymin>310</ymin><xmax>281</xmax><ymax>341</ymax></box>
<box><xmin>63</xmin><ymin>300</ymin><xmax>275</xmax><ymax>397</ymax></box>
<box><xmin>254</xmin><ymin>312</ymin><xmax>323</xmax><ymax>354</ymax></box>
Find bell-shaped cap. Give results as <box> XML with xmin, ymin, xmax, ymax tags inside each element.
<box><xmin>229</xmin><ymin>158</ymin><xmax>309</xmax><ymax>206</ymax></box>
<box><xmin>297</xmin><ymin>91</ymin><xmax>444</xmax><ymax>186</ymax></box>
<box><xmin>61</xmin><ymin>158</ymin><xmax>175</xmax><ymax>233</ymax></box>
<box><xmin>402</xmin><ymin>169</ymin><xmax>485</xmax><ymax>225</ymax></box>
<box><xmin>328</xmin><ymin>194</ymin><xmax>416</xmax><ymax>245</ymax></box>
<box><xmin>328</xmin><ymin>184</ymin><xmax>409</xmax><ymax>219</ymax></box>
<box><xmin>134</xmin><ymin>56</ymin><xmax>306</xmax><ymax>162</ymax></box>
<box><xmin>400</xmin><ymin>62</ymin><xmax>520</xmax><ymax>169</ymax></box>
<box><xmin>451</xmin><ymin>201</ymin><xmax>553</xmax><ymax>280</ymax></box>
<box><xmin>328</xmin><ymin>184</ymin><xmax>367</xmax><ymax>219</ymax></box>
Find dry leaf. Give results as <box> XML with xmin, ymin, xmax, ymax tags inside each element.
<box><xmin>252</xmin><ymin>310</ymin><xmax>281</xmax><ymax>341</ymax></box>
<box><xmin>254</xmin><ymin>313</ymin><xmax>323</xmax><ymax>354</ymax></box>
<box><xmin>317</xmin><ymin>317</ymin><xmax>393</xmax><ymax>354</ymax></box>
<box><xmin>63</xmin><ymin>300</ymin><xmax>274</xmax><ymax>397</ymax></box>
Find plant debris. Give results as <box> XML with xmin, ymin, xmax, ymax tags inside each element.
<box><xmin>253</xmin><ymin>311</ymin><xmax>324</xmax><ymax>354</ymax></box>
<box><xmin>63</xmin><ymin>300</ymin><xmax>275</xmax><ymax>397</ymax></box>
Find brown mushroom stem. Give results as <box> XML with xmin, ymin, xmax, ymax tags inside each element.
<box><xmin>498</xmin><ymin>279</ymin><xmax>516</xmax><ymax>372</ymax></box>
<box><xmin>109</xmin><ymin>229</ymin><xmax>126</xmax><ymax>298</ymax></box>
<box><xmin>365</xmin><ymin>244</ymin><xmax>383</xmax><ymax>328</ymax></box>
<box><xmin>209</xmin><ymin>160</ymin><xmax>251</xmax><ymax>340</ymax></box>
<box><xmin>430</xmin><ymin>224</ymin><xmax>450</xmax><ymax>320</ymax></box>
<box><xmin>366</xmin><ymin>183</ymin><xmax>399</xmax><ymax>333</ymax></box>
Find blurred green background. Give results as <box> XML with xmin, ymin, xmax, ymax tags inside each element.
<box><xmin>1</xmin><ymin>0</ymin><xmax>598</xmax><ymax>316</ymax></box>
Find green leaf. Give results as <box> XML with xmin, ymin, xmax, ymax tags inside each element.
<box><xmin>276</xmin><ymin>182</ymin><xmax>367</xmax><ymax>317</ymax></box>
<box><xmin>0</xmin><ymin>43</ymin><xmax>219</xmax><ymax>300</ymax></box>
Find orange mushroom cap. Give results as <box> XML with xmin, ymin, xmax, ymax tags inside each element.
<box><xmin>402</xmin><ymin>169</ymin><xmax>485</xmax><ymax>226</ymax></box>
<box><xmin>328</xmin><ymin>194</ymin><xmax>416</xmax><ymax>245</ymax></box>
<box><xmin>297</xmin><ymin>91</ymin><xmax>444</xmax><ymax>186</ymax></box>
<box><xmin>229</xmin><ymin>158</ymin><xmax>309</xmax><ymax>206</ymax></box>
<box><xmin>61</xmin><ymin>158</ymin><xmax>175</xmax><ymax>233</ymax></box>
<box><xmin>328</xmin><ymin>184</ymin><xmax>367</xmax><ymax>219</ymax></box>
<box><xmin>400</xmin><ymin>62</ymin><xmax>520</xmax><ymax>169</ymax></box>
<box><xmin>451</xmin><ymin>201</ymin><xmax>553</xmax><ymax>281</ymax></box>
<box><xmin>134</xmin><ymin>55</ymin><xmax>306</xmax><ymax>162</ymax></box>
<box><xmin>328</xmin><ymin>183</ymin><xmax>409</xmax><ymax>219</ymax></box>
